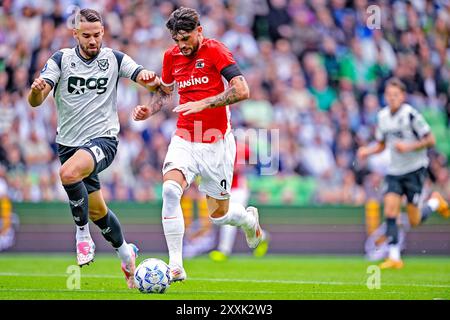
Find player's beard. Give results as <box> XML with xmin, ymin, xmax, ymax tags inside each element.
<box><xmin>182</xmin><ymin>41</ymin><xmax>199</xmax><ymax>57</ymax></box>
<box><xmin>80</xmin><ymin>42</ymin><xmax>101</xmax><ymax>58</ymax></box>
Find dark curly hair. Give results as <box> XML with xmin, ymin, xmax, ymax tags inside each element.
<box><xmin>165</xmin><ymin>7</ymin><xmax>200</xmax><ymax>35</ymax></box>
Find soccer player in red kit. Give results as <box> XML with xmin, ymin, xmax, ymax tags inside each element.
<box><xmin>133</xmin><ymin>7</ymin><xmax>267</xmax><ymax>282</ymax></box>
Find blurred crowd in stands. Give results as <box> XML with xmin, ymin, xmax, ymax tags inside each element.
<box><xmin>0</xmin><ymin>0</ymin><xmax>449</xmax><ymax>204</ymax></box>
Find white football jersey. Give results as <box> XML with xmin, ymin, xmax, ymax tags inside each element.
<box><xmin>375</xmin><ymin>103</ymin><xmax>431</xmax><ymax>176</ymax></box>
<box><xmin>40</xmin><ymin>46</ymin><xmax>143</xmax><ymax>146</ymax></box>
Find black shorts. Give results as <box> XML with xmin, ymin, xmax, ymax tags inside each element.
<box><xmin>58</xmin><ymin>137</ymin><xmax>118</xmax><ymax>194</ymax></box>
<box><xmin>385</xmin><ymin>167</ymin><xmax>427</xmax><ymax>205</ymax></box>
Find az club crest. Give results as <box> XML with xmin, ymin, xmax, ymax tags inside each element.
<box><xmin>97</xmin><ymin>59</ymin><xmax>109</xmax><ymax>71</ymax></box>
<box><xmin>195</xmin><ymin>59</ymin><xmax>205</xmax><ymax>68</ymax></box>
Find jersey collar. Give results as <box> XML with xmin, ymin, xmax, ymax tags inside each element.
<box><xmin>198</xmin><ymin>37</ymin><xmax>206</xmax><ymax>51</ymax></box>
<box><xmin>75</xmin><ymin>46</ymin><xmax>101</xmax><ymax>64</ymax></box>
<box><xmin>389</xmin><ymin>103</ymin><xmax>405</xmax><ymax>116</ymax></box>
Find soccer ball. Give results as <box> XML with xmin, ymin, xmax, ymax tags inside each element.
<box><xmin>134</xmin><ymin>258</ymin><xmax>171</xmax><ymax>294</ymax></box>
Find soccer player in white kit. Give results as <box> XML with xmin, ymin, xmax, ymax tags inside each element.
<box><xmin>27</xmin><ymin>9</ymin><xmax>159</xmax><ymax>288</ymax></box>
<box><xmin>357</xmin><ymin>78</ymin><xmax>449</xmax><ymax>269</ymax></box>
<box><xmin>133</xmin><ymin>7</ymin><xmax>268</xmax><ymax>282</ymax></box>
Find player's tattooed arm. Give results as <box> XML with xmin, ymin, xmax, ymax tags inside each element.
<box><xmin>132</xmin><ymin>86</ymin><xmax>172</xmax><ymax>121</ymax></box>
<box><xmin>173</xmin><ymin>76</ymin><xmax>250</xmax><ymax>116</ymax></box>
<box><xmin>205</xmin><ymin>76</ymin><xmax>250</xmax><ymax>108</ymax></box>
<box><xmin>28</xmin><ymin>78</ymin><xmax>52</xmax><ymax>107</ymax></box>
<box><xmin>150</xmin><ymin>86</ymin><xmax>172</xmax><ymax>114</ymax></box>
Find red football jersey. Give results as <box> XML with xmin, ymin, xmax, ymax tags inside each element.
<box><xmin>161</xmin><ymin>38</ymin><xmax>236</xmax><ymax>143</ymax></box>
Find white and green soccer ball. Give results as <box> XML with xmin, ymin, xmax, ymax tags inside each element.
<box><xmin>134</xmin><ymin>258</ymin><xmax>171</xmax><ymax>294</ymax></box>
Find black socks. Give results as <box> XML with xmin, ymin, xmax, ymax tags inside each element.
<box><xmin>63</xmin><ymin>181</ymin><xmax>89</xmax><ymax>226</ymax></box>
<box><xmin>93</xmin><ymin>209</ymin><xmax>124</xmax><ymax>248</ymax></box>
<box><xmin>386</xmin><ymin>217</ymin><xmax>398</xmax><ymax>245</ymax></box>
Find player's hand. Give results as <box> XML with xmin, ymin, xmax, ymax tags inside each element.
<box><xmin>132</xmin><ymin>105</ymin><xmax>151</xmax><ymax>121</ymax></box>
<box><xmin>138</xmin><ymin>70</ymin><xmax>159</xmax><ymax>88</ymax></box>
<box><xmin>173</xmin><ymin>101</ymin><xmax>207</xmax><ymax>116</ymax></box>
<box><xmin>30</xmin><ymin>78</ymin><xmax>47</xmax><ymax>93</ymax></box>
<box><xmin>394</xmin><ymin>141</ymin><xmax>412</xmax><ymax>153</ymax></box>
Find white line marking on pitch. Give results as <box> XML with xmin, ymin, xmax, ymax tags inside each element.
<box><xmin>0</xmin><ymin>272</ymin><xmax>449</xmax><ymax>288</ymax></box>
<box><xmin>0</xmin><ymin>288</ymin><xmax>294</xmax><ymax>295</ymax></box>
<box><xmin>0</xmin><ymin>288</ymin><xmax>412</xmax><ymax>295</ymax></box>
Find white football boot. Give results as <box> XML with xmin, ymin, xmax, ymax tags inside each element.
<box><xmin>169</xmin><ymin>264</ymin><xmax>187</xmax><ymax>283</ymax></box>
<box><xmin>244</xmin><ymin>206</ymin><xmax>264</xmax><ymax>249</ymax></box>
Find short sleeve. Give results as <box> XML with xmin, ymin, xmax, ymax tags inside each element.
<box><xmin>211</xmin><ymin>41</ymin><xmax>236</xmax><ymax>73</ymax></box>
<box><xmin>118</xmin><ymin>52</ymin><xmax>144</xmax><ymax>82</ymax></box>
<box><xmin>410</xmin><ymin>110</ymin><xmax>431</xmax><ymax>138</ymax></box>
<box><xmin>161</xmin><ymin>50</ymin><xmax>174</xmax><ymax>87</ymax></box>
<box><xmin>40</xmin><ymin>51</ymin><xmax>62</xmax><ymax>88</ymax></box>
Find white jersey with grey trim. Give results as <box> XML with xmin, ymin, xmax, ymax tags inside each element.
<box><xmin>375</xmin><ymin>103</ymin><xmax>431</xmax><ymax>176</ymax></box>
<box><xmin>40</xmin><ymin>46</ymin><xmax>143</xmax><ymax>146</ymax></box>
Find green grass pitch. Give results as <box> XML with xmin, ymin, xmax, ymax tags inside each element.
<box><xmin>0</xmin><ymin>254</ymin><xmax>449</xmax><ymax>300</ymax></box>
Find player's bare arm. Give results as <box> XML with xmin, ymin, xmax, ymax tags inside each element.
<box><xmin>395</xmin><ymin>132</ymin><xmax>435</xmax><ymax>153</ymax></box>
<box><xmin>28</xmin><ymin>78</ymin><xmax>52</xmax><ymax>107</ymax></box>
<box><xmin>173</xmin><ymin>75</ymin><xmax>250</xmax><ymax>116</ymax></box>
<box><xmin>132</xmin><ymin>85</ymin><xmax>173</xmax><ymax>121</ymax></box>
<box><xmin>357</xmin><ymin>141</ymin><xmax>386</xmax><ymax>160</ymax></box>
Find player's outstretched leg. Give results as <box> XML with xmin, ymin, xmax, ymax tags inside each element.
<box><xmin>91</xmin><ymin>205</ymin><xmax>138</xmax><ymax>288</ymax></box>
<box><xmin>161</xmin><ymin>180</ymin><xmax>187</xmax><ymax>282</ymax></box>
<box><xmin>210</xmin><ymin>202</ymin><xmax>267</xmax><ymax>250</ymax></box>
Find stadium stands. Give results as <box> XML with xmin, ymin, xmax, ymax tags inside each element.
<box><xmin>0</xmin><ymin>0</ymin><xmax>449</xmax><ymax>204</ymax></box>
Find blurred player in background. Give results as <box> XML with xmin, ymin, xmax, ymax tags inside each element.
<box><xmin>27</xmin><ymin>8</ymin><xmax>158</xmax><ymax>288</ymax></box>
<box><xmin>133</xmin><ymin>7</ymin><xmax>268</xmax><ymax>282</ymax></box>
<box><xmin>0</xmin><ymin>169</ymin><xmax>19</xmax><ymax>252</ymax></box>
<box><xmin>209</xmin><ymin>139</ymin><xmax>269</xmax><ymax>261</ymax></box>
<box><xmin>357</xmin><ymin>78</ymin><xmax>449</xmax><ymax>269</ymax></box>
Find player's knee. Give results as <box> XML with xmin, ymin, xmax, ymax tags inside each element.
<box><xmin>162</xmin><ymin>180</ymin><xmax>183</xmax><ymax>202</ymax></box>
<box><xmin>383</xmin><ymin>208</ymin><xmax>398</xmax><ymax>219</ymax></box>
<box><xmin>59</xmin><ymin>166</ymin><xmax>82</xmax><ymax>185</ymax></box>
